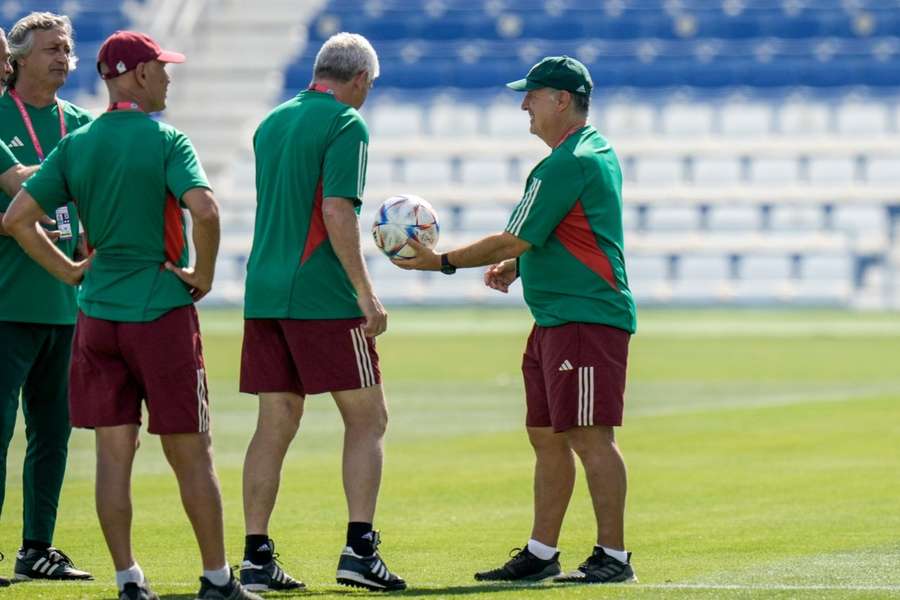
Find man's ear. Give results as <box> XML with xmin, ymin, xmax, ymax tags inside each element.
<box><xmin>355</xmin><ymin>69</ymin><xmax>369</xmax><ymax>89</ymax></box>
<box><xmin>134</xmin><ymin>62</ymin><xmax>147</xmax><ymax>86</ymax></box>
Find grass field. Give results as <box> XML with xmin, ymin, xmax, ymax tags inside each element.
<box><xmin>2</xmin><ymin>307</ymin><xmax>900</xmax><ymax>599</ymax></box>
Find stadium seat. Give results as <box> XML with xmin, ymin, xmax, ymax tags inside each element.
<box><xmin>749</xmin><ymin>158</ymin><xmax>799</xmax><ymax>185</ymax></box>
<box><xmin>831</xmin><ymin>205</ymin><xmax>888</xmax><ymax>238</ymax></box>
<box><xmin>484</xmin><ymin>101</ymin><xmax>528</xmax><ymax>137</ymax></box>
<box><xmin>769</xmin><ymin>205</ymin><xmax>825</xmax><ymax>230</ymax></box>
<box><xmin>600</xmin><ymin>102</ymin><xmax>657</xmax><ymax>137</ymax></box>
<box><xmin>633</xmin><ymin>158</ymin><xmax>685</xmax><ymax>185</ymax></box>
<box><xmin>460</xmin><ymin>158</ymin><xmax>512</xmax><ymax>186</ymax></box>
<box><xmin>778</xmin><ymin>102</ymin><xmax>832</xmax><ymax>135</ymax></box>
<box><xmin>719</xmin><ymin>102</ymin><xmax>773</xmax><ymax>136</ymax></box>
<box><xmin>402</xmin><ymin>157</ymin><xmax>455</xmax><ymax>185</ymax></box>
<box><xmin>835</xmin><ymin>101</ymin><xmax>891</xmax><ymax>136</ymax></box>
<box><xmin>671</xmin><ymin>254</ymin><xmax>733</xmax><ymax>301</ymax></box>
<box><xmin>366</xmin><ymin>158</ymin><xmax>397</xmax><ymax>187</ymax></box>
<box><xmin>645</xmin><ymin>206</ymin><xmax>700</xmax><ymax>231</ymax></box>
<box><xmin>370</xmin><ymin>104</ymin><xmax>425</xmax><ymax>138</ymax></box>
<box><xmin>692</xmin><ymin>157</ymin><xmax>743</xmax><ymax>185</ymax></box>
<box><xmin>865</xmin><ymin>158</ymin><xmax>900</xmax><ymax>184</ymax></box>
<box><xmin>707</xmin><ymin>205</ymin><xmax>761</xmax><ymax>230</ymax></box>
<box><xmin>807</xmin><ymin>157</ymin><xmax>857</xmax><ymax>185</ymax></box>
<box><xmin>659</xmin><ymin>102</ymin><xmax>715</xmax><ymax>136</ymax></box>
<box><xmin>428</xmin><ymin>102</ymin><xmax>483</xmax><ymax>137</ymax></box>
<box><xmin>459</xmin><ymin>205</ymin><xmax>512</xmax><ymax>233</ymax></box>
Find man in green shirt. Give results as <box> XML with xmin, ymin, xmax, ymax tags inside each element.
<box><xmin>239</xmin><ymin>32</ymin><xmax>404</xmax><ymax>593</ymax></box>
<box><xmin>0</xmin><ymin>13</ymin><xmax>92</xmax><ymax>583</ymax></box>
<box><xmin>395</xmin><ymin>56</ymin><xmax>638</xmax><ymax>585</ymax></box>
<box><xmin>3</xmin><ymin>30</ymin><xmax>261</xmax><ymax>600</ymax></box>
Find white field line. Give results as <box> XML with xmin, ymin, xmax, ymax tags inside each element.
<box><xmin>14</xmin><ymin>581</ymin><xmax>900</xmax><ymax>592</ymax></box>
<box><xmin>199</xmin><ymin>318</ymin><xmax>900</xmax><ymax>337</ymax></box>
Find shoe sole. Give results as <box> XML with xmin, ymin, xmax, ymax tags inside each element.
<box><xmin>474</xmin><ymin>565</ymin><xmax>561</xmax><ymax>583</ymax></box>
<box><xmin>336</xmin><ymin>570</ymin><xmax>406</xmax><ymax>592</ymax></box>
<box><xmin>554</xmin><ymin>574</ymin><xmax>638</xmax><ymax>584</ymax></box>
<box><xmin>242</xmin><ymin>582</ymin><xmax>307</xmax><ymax>592</ymax></box>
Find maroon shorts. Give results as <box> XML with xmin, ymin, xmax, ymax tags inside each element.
<box><xmin>523</xmin><ymin>322</ymin><xmax>630</xmax><ymax>432</ymax></box>
<box><xmin>69</xmin><ymin>305</ymin><xmax>210</xmax><ymax>435</ymax></box>
<box><xmin>240</xmin><ymin>317</ymin><xmax>380</xmax><ymax>396</ymax></box>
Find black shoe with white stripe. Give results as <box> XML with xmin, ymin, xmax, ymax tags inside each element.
<box><xmin>14</xmin><ymin>547</ymin><xmax>93</xmax><ymax>581</ymax></box>
<box><xmin>336</xmin><ymin>532</ymin><xmax>406</xmax><ymax>592</ymax></box>
<box><xmin>553</xmin><ymin>547</ymin><xmax>637</xmax><ymax>584</ymax></box>
<box><xmin>239</xmin><ymin>553</ymin><xmax>305</xmax><ymax>592</ymax></box>
<box><xmin>119</xmin><ymin>581</ymin><xmax>160</xmax><ymax>600</ymax></box>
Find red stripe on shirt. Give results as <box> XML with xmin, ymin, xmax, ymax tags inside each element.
<box><xmin>554</xmin><ymin>200</ymin><xmax>619</xmax><ymax>291</ymax></box>
<box><xmin>164</xmin><ymin>192</ymin><xmax>186</xmax><ymax>264</ymax></box>
<box><xmin>301</xmin><ymin>179</ymin><xmax>326</xmax><ymax>265</ymax></box>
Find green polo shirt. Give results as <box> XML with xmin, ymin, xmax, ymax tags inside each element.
<box><xmin>0</xmin><ymin>94</ymin><xmax>93</xmax><ymax>324</ymax></box>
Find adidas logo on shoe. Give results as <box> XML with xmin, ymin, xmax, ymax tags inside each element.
<box><xmin>558</xmin><ymin>360</ymin><xmax>573</xmax><ymax>371</ymax></box>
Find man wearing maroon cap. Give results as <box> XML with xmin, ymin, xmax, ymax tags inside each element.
<box><xmin>3</xmin><ymin>30</ymin><xmax>261</xmax><ymax>600</ymax></box>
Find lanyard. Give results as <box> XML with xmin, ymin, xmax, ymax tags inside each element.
<box><xmin>553</xmin><ymin>125</ymin><xmax>585</xmax><ymax>149</ymax></box>
<box><xmin>308</xmin><ymin>83</ymin><xmax>335</xmax><ymax>94</ymax></box>
<box><xmin>8</xmin><ymin>88</ymin><xmax>66</xmax><ymax>163</ymax></box>
<box><xmin>107</xmin><ymin>101</ymin><xmax>141</xmax><ymax>111</ymax></box>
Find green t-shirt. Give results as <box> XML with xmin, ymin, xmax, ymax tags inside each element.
<box><xmin>0</xmin><ymin>94</ymin><xmax>93</xmax><ymax>325</ymax></box>
<box><xmin>23</xmin><ymin>110</ymin><xmax>210</xmax><ymax>322</ymax></box>
<box><xmin>506</xmin><ymin>126</ymin><xmax>637</xmax><ymax>333</ymax></box>
<box><xmin>244</xmin><ymin>89</ymin><xmax>369</xmax><ymax>319</ymax></box>
<box><xmin>0</xmin><ymin>139</ymin><xmax>17</xmax><ymax>173</ymax></box>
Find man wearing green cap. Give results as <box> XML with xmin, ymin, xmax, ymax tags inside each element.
<box><xmin>393</xmin><ymin>56</ymin><xmax>637</xmax><ymax>585</ymax></box>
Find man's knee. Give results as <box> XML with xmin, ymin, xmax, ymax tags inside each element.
<box><xmin>258</xmin><ymin>393</ymin><xmax>304</xmax><ymax>440</ymax></box>
<box><xmin>565</xmin><ymin>425</ymin><xmax>616</xmax><ymax>458</ymax></box>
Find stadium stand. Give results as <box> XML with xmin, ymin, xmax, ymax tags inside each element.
<box><xmin>3</xmin><ymin>0</ymin><xmax>898</xmax><ymax>309</ymax></box>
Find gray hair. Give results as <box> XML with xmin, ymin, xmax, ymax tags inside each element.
<box><xmin>313</xmin><ymin>32</ymin><xmax>379</xmax><ymax>83</ymax></box>
<box><xmin>550</xmin><ymin>88</ymin><xmax>590</xmax><ymax>118</ymax></box>
<box><xmin>7</xmin><ymin>12</ymin><xmax>78</xmax><ymax>88</ymax></box>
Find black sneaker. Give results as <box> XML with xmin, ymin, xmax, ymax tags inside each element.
<box><xmin>14</xmin><ymin>546</ymin><xmax>93</xmax><ymax>580</ymax></box>
<box><xmin>335</xmin><ymin>531</ymin><xmax>406</xmax><ymax>591</ymax></box>
<box><xmin>119</xmin><ymin>581</ymin><xmax>160</xmax><ymax>600</ymax></box>
<box><xmin>474</xmin><ymin>547</ymin><xmax>561</xmax><ymax>582</ymax></box>
<box><xmin>553</xmin><ymin>547</ymin><xmax>637</xmax><ymax>584</ymax></box>
<box><xmin>196</xmin><ymin>572</ymin><xmax>264</xmax><ymax>600</ymax></box>
<box><xmin>239</xmin><ymin>540</ymin><xmax>305</xmax><ymax>593</ymax></box>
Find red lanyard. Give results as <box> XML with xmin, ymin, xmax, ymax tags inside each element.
<box><xmin>554</xmin><ymin>125</ymin><xmax>584</xmax><ymax>149</ymax></box>
<box><xmin>107</xmin><ymin>101</ymin><xmax>141</xmax><ymax>112</ymax></box>
<box><xmin>8</xmin><ymin>88</ymin><xmax>66</xmax><ymax>163</ymax></box>
<box><xmin>308</xmin><ymin>83</ymin><xmax>334</xmax><ymax>94</ymax></box>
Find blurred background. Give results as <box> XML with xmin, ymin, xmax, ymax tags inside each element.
<box><xmin>19</xmin><ymin>0</ymin><xmax>900</xmax><ymax>310</ymax></box>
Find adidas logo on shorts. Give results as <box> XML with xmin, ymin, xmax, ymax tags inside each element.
<box><xmin>558</xmin><ymin>360</ymin><xmax>573</xmax><ymax>371</ymax></box>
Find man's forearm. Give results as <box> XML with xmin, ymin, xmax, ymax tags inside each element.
<box><xmin>0</xmin><ymin>165</ymin><xmax>39</xmax><ymax>198</ymax></box>
<box><xmin>323</xmin><ymin>199</ymin><xmax>373</xmax><ymax>296</ymax></box>
<box><xmin>446</xmin><ymin>232</ymin><xmax>530</xmax><ymax>268</ymax></box>
<box><xmin>8</xmin><ymin>220</ymin><xmax>78</xmax><ymax>283</ymax></box>
<box><xmin>191</xmin><ymin>213</ymin><xmax>220</xmax><ymax>281</ymax></box>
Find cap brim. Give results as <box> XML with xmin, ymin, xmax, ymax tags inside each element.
<box><xmin>157</xmin><ymin>50</ymin><xmax>185</xmax><ymax>64</ymax></box>
<box><xmin>506</xmin><ymin>78</ymin><xmax>542</xmax><ymax>91</ymax></box>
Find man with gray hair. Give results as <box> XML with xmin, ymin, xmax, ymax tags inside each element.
<box><xmin>0</xmin><ymin>12</ymin><xmax>93</xmax><ymax>583</ymax></box>
<box><xmin>238</xmin><ymin>32</ymin><xmax>405</xmax><ymax>592</ymax></box>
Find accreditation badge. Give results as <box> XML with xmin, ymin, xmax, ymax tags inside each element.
<box><xmin>55</xmin><ymin>206</ymin><xmax>73</xmax><ymax>240</ymax></box>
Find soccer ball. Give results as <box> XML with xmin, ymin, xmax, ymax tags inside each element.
<box><xmin>372</xmin><ymin>194</ymin><xmax>440</xmax><ymax>259</ymax></box>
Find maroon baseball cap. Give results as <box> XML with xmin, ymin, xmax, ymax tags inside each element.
<box><xmin>97</xmin><ymin>31</ymin><xmax>185</xmax><ymax>80</ymax></box>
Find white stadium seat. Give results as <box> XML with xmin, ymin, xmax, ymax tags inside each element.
<box><xmin>660</xmin><ymin>102</ymin><xmax>715</xmax><ymax>136</ymax></box>
<box><xmin>719</xmin><ymin>102</ymin><xmax>773</xmax><ymax>136</ymax></box>
<box><xmin>601</xmin><ymin>102</ymin><xmax>657</xmax><ymax>137</ymax></box>
<box><xmin>740</xmin><ymin>255</ymin><xmax>793</xmax><ymax>280</ymax></box>
<box><xmin>402</xmin><ymin>158</ymin><xmax>454</xmax><ymax>185</ymax></box>
<box><xmin>633</xmin><ymin>157</ymin><xmax>685</xmax><ymax>185</ymax></box>
<box><xmin>865</xmin><ymin>158</ymin><xmax>900</xmax><ymax>184</ymax></box>
<box><xmin>485</xmin><ymin>101</ymin><xmax>528</xmax><ymax>137</ymax></box>
<box><xmin>779</xmin><ymin>102</ymin><xmax>832</xmax><ymax>135</ymax></box>
<box><xmin>707</xmin><ymin>205</ymin><xmax>761</xmax><ymax>230</ymax></box>
<box><xmin>645</xmin><ymin>206</ymin><xmax>700</xmax><ymax>231</ymax></box>
<box><xmin>429</xmin><ymin>103</ymin><xmax>482</xmax><ymax>137</ymax></box>
<box><xmin>769</xmin><ymin>206</ymin><xmax>824</xmax><ymax>230</ymax></box>
<box><xmin>831</xmin><ymin>205</ymin><xmax>887</xmax><ymax>237</ymax></box>
<box><xmin>459</xmin><ymin>206</ymin><xmax>511</xmax><ymax>232</ymax></box>
<box><xmin>460</xmin><ymin>158</ymin><xmax>511</xmax><ymax>186</ymax></box>
<box><xmin>835</xmin><ymin>102</ymin><xmax>890</xmax><ymax>136</ymax></box>
<box><xmin>370</xmin><ymin>104</ymin><xmax>425</xmax><ymax>137</ymax></box>
<box><xmin>692</xmin><ymin>157</ymin><xmax>742</xmax><ymax>185</ymax></box>
<box><xmin>807</xmin><ymin>157</ymin><xmax>857</xmax><ymax>185</ymax></box>
<box><xmin>366</xmin><ymin>158</ymin><xmax>396</xmax><ymax>186</ymax></box>
<box><xmin>749</xmin><ymin>158</ymin><xmax>798</xmax><ymax>185</ymax></box>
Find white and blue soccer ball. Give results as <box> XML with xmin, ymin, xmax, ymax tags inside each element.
<box><xmin>372</xmin><ymin>194</ymin><xmax>440</xmax><ymax>259</ymax></box>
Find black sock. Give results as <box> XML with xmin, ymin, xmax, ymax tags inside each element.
<box><xmin>244</xmin><ymin>535</ymin><xmax>273</xmax><ymax>565</ymax></box>
<box><xmin>346</xmin><ymin>522</ymin><xmax>374</xmax><ymax>556</ymax></box>
<box><xmin>22</xmin><ymin>539</ymin><xmax>50</xmax><ymax>552</ymax></box>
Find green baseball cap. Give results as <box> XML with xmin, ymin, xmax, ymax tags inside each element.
<box><xmin>506</xmin><ymin>55</ymin><xmax>593</xmax><ymax>96</ymax></box>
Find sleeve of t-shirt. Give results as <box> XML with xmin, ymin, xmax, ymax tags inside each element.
<box><xmin>21</xmin><ymin>141</ymin><xmax>72</xmax><ymax>216</ymax></box>
<box><xmin>322</xmin><ymin>111</ymin><xmax>369</xmax><ymax>207</ymax></box>
<box><xmin>0</xmin><ymin>140</ymin><xmax>19</xmax><ymax>174</ymax></box>
<box><xmin>505</xmin><ymin>153</ymin><xmax>585</xmax><ymax>247</ymax></box>
<box><xmin>165</xmin><ymin>131</ymin><xmax>212</xmax><ymax>200</ymax></box>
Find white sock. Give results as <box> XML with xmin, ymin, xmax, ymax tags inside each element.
<box><xmin>115</xmin><ymin>563</ymin><xmax>144</xmax><ymax>590</ymax></box>
<box><xmin>598</xmin><ymin>545</ymin><xmax>629</xmax><ymax>564</ymax></box>
<box><xmin>203</xmin><ymin>565</ymin><xmax>231</xmax><ymax>587</ymax></box>
<box><xmin>527</xmin><ymin>538</ymin><xmax>558</xmax><ymax>561</ymax></box>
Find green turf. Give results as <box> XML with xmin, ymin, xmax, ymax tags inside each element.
<box><xmin>2</xmin><ymin>308</ymin><xmax>899</xmax><ymax>599</ymax></box>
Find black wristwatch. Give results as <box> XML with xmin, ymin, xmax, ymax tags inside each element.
<box><xmin>440</xmin><ymin>253</ymin><xmax>457</xmax><ymax>275</ymax></box>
